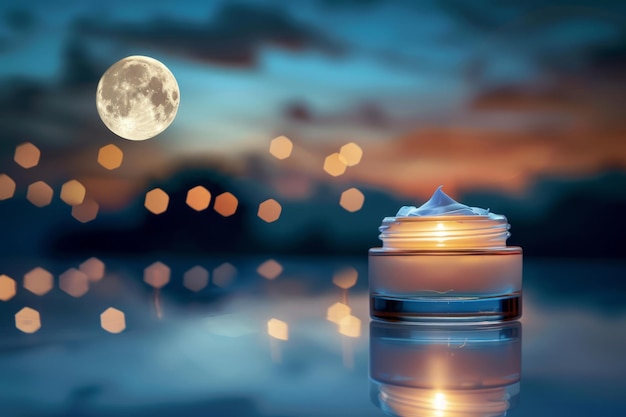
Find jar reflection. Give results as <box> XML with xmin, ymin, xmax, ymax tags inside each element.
<box><xmin>370</xmin><ymin>321</ymin><xmax>521</xmax><ymax>417</ymax></box>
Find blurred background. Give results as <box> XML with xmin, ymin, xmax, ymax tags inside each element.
<box><xmin>0</xmin><ymin>0</ymin><xmax>625</xmax><ymax>259</ymax></box>
<box><xmin>1</xmin><ymin>2</ymin><xmax>626</xmax><ymax>416</ymax></box>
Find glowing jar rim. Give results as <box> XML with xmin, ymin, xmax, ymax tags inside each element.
<box><xmin>378</xmin><ymin>214</ymin><xmax>512</xmax><ymax>251</ymax></box>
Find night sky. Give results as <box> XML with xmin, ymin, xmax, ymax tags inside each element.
<box><xmin>1</xmin><ymin>0</ymin><xmax>625</xmax><ymax>257</ymax></box>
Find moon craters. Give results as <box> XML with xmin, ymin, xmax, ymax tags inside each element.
<box><xmin>96</xmin><ymin>56</ymin><xmax>180</xmax><ymax>141</ymax></box>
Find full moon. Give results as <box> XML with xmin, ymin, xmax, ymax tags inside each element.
<box><xmin>96</xmin><ymin>55</ymin><xmax>180</xmax><ymax>141</ymax></box>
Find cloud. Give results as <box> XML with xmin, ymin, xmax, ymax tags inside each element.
<box><xmin>74</xmin><ymin>2</ymin><xmax>343</xmax><ymax>68</ymax></box>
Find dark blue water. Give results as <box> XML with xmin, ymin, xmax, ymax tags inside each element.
<box><xmin>0</xmin><ymin>256</ymin><xmax>625</xmax><ymax>417</ymax></box>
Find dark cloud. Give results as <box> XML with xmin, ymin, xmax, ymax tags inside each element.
<box><xmin>74</xmin><ymin>2</ymin><xmax>344</xmax><ymax>68</ymax></box>
<box><xmin>2</xmin><ymin>8</ymin><xmax>37</xmax><ymax>33</ymax></box>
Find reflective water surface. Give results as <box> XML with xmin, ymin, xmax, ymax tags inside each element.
<box><xmin>0</xmin><ymin>257</ymin><xmax>625</xmax><ymax>416</ymax></box>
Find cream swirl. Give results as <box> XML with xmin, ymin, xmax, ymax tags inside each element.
<box><xmin>397</xmin><ymin>186</ymin><xmax>491</xmax><ymax>217</ymax></box>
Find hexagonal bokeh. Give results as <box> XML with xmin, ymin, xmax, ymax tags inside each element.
<box><xmin>339</xmin><ymin>142</ymin><xmax>363</xmax><ymax>167</ymax></box>
<box><xmin>27</xmin><ymin>181</ymin><xmax>54</xmax><ymax>207</ymax></box>
<box><xmin>0</xmin><ymin>274</ymin><xmax>16</xmax><ymax>301</ymax></box>
<box><xmin>98</xmin><ymin>144</ymin><xmax>124</xmax><ymax>170</ymax></box>
<box><xmin>144</xmin><ymin>261</ymin><xmax>170</xmax><ymax>289</ymax></box>
<box><xmin>183</xmin><ymin>265</ymin><xmax>209</xmax><ymax>292</ymax></box>
<box><xmin>327</xmin><ymin>302</ymin><xmax>351</xmax><ymax>325</ymax></box>
<box><xmin>257</xmin><ymin>199</ymin><xmax>282</xmax><ymax>223</ymax></box>
<box><xmin>59</xmin><ymin>268</ymin><xmax>90</xmax><ymax>297</ymax></box>
<box><xmin>14</xmin><ymin>142</ymin><xmax>41</xmax><ymax>169</ymax></box>
<box><xmin>339</xmin><ymin>187</ymin><xmax>365</xmax><ymax>212</ymax></box>
<box><xmin>79</xmin><ymin>257</ymin><xmax>105</xmax><ymax>282</ymax></box>
<box><xmin>323</xmin><ymin>153</ymin><xmax>347</xmax><ymax>177</ymax></box>
<box><xmin>186</xmin><ymin>186</ymin><xmax>211</xmax><ymax>211</ymax></box>
<box><xmin>72</xmin><ymin>197</ymin><xmax>99</xmax><ymax>223</ymax></box>
<box><xmin>15</xmin><ymin>307</ymin><xmax>41</xmax><ymax>334</ymax></box>
<box><xmin>257</xmin><ymin>259</ymin><xmax>283</xmax><ymax>280</ymax></box>
<box><xmin>144</xmin><ymin>188</ymin><xmax>169</xmax><ymax>215</ymax></box>
<box><xmin>23</xmin><ymin>267</ymin><xmax>54</xmax><ymax>296</ymax></box>
<box><xmin>269</xmin><ymin>136</ymin><xmax>293</xmax><ymax>160</ymax></box>
<box><xmin>0</xmin><ymin>174</ymin><xmax>16</xmax><ymax>200</ymax></box>
<box><xmin>332</xmin><ymin>267</ymin><xmax>358</xmax><ymax>290</ymax></box>
<box><xmin>212</xmin><ymin>262</ymin><xmax>237</xmax><ymax>288</ymax></box>
<box><xmin>100</xmin><ymin>307</ymin><xmax>126</xmax><ymax>334</ymax></box>
<box><xmin>339</xmin><ymin>314</ymin><xmax>361</xmax><ymax>338</ymax></box>
<box><xmin>267</xmin><ymin>318</ymin><xmax>288</xmax><ymax>341</ymax></box>
<box><xmin>60</xmin><ymin>179</ymin><xmax>86</xmax><ymax>206</ymax></box>
<box><xmin>214</xmin><ymin>192</ymin><xmax>238</xmax><ymax>217</ymax></box>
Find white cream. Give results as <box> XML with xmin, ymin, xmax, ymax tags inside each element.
<box><xmin>369</xmin><ymin>186</ymin><xmax>523</xmax><ymax>322</ymax></box>
<box><xmin>396</xmin><ymin>186</ymin><xmax>491</xmax><ymax>217</ymax></box>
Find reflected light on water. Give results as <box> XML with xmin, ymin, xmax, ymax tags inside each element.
<box><xmin>212</xmin><ymin>262</ymin><xmax>237</xmax><ymax>288</ymax></box>
<box><xmin>0</xmin><ymin>174</ymin><xmax>16</xmax><ymax>200</ymax></box>
<box><xmin>59</xmin><ymin>268</ymin><xmax>89</xmax><ymax>297</ymax></box>
<box><xmin>14</xmin><ymin>142</ymin><xmax>40</xmax><ymax>169</ymax></box>
<box><xmin>71</xmin><ymin>197</ymin><xmax>99</xmax><ymax>223</ymax></box>
<box><xmin>26</xmin><ymin>181</ymin><xmax>54</xmax><ymax>207</ymax></box>
<box><xmin>327</xmin><ymin>302</ymin><xmax>351</xmax><ymax>325</ymax></box>
<box><xmin>15</xmin><ymin>307</ymin><xmax>41</xmax><ymax>333</ymax></box>
<box><xmin>100</xmin><ymin>307</ymin><xmax>126</xmax><ymax>334</ymax></box>
<box><xmin>60</xmin><ymin>179</ymin><xmax>86</xmax><ymax>206</ymax></box>
<box><xmin>23</xmin><ymin>267</ymin><xmax>54</xmax><ymax>295</ymax></box>
<box><xmin>433</xmin><ymin>392</ymin><xmax>447</xmax><ymax>416</ymax></box>
<box><xmin>0</xmin><ymin>274</ymin><xmax>16</xmax><ymax>301</ymax></box>
<box><xmin>183</xmin><ymin>265</ymin><xmax>209</xmax><ymax>292</ymax></box>
<box><xmin>267</xmin><ymin>318</ymin><xmax>289</xmax><ymax>341</ymax></box>
<box><xmin>144</xmin><ymin>262</ymin><xmax>170</xmax><ymax>289</ymax></box>
<box><xmin>332</xmin><ymin>267</ymin><xmax>358</xmax><ymax>290</ymax></box>
<box><xmin>257</xmin><ymin>259</ymin><xmax>283</xmax><ymax>280</ymax></box>
<box><xmin>339</xmin><ymin>315</ymin><xmax>361</xmax><ymax>338</ymax></box>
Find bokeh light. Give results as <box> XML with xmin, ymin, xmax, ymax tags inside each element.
<box><xmin>213</xmin><ymin>262</ymin><xmax>237</xmax><ymax>288</ymax></box>
<box><xmin>0</xmin><ymin>174</ymin><xmax>16</xmax><ymax>200</ymax></box>
<box><xmin>339</xmin><ymin>142</ymin><xmax>363</xmax><ymax>167</ymax></box>
<box><xmin>186</xmin><ymin>186</ymin><xmax>211</xmax><ymax>211</ymax></box>
<box><xmin>332</xmin><ymin>267</ymin><xmax>358</xmax><ymax>290</ymax></box>
<box><xmin>97</xmin><ymin>144</ymin><xmax>124</xmax><ymax>170</ymax></box>
<box><xmin>23</xmin><ymin>267</ymin><xmax>54</xmax><ymax>296</ymax></box>
<box><xmin>79</xmin><ymin>257</ymin><xmax>105</xmax><ymax>282</ymax></box>
<box><xmin>257</xmin><ymin>259</ymin><xmax>283</xmax><ymax>280</ymax></box>
<box><xmin>26</xmin><ymin>181</ymin><xmax>54</xmax><ymax>207</ymax></box>
<box><xmin>59</xmin><ymin>268</ymin><xmax>89</xmax><ymax>297</ymax></box>
<box><xmin>323</xmin><ymin>153</ymin><xmax>347</xmax><ymax>177</ymax></box>
<box><xmin>15</xmin><ymin>307</ymin><xmax>41</xmax><ymax>334</ymax></box>
<box><xmin>60</xmin><ymin>179</ymin><xmax>86</xmax><ymax>206</ymax></box>
<box><xmin>339</xmin><ymin>187</ymin><xmax>364</xmax><ymax>212</ymax></box>
<box><xmin>339</xmin><ymin>315</ymin><xmax>361</xmax><ymax>338</ymax></box>
<box><xmin>257</xmin><ymin>198</ymin><xmax>282</xmax><ymax>223</ymax></box>
<box><xmin>144</xmin><ymin>261</ymin><xmax>170</xmax><ymax>289</ymax></box>
<box><xmin>327</xmin><ymin>302</ymin><xmax>351</xmax><ymax>325</ymax></box>
<box><xmin>100</xmin><ymin>307</ymin><xmax>126</xmax><ymax>334</ymax></box>
<box><xmin>214</xmin><ymin>192</ymin><xmax>238</xmax><ymax>217</ymax></box>
<box><xmin>183</xmin><ymin>265</ymin><xmax>209</xmax><ymax>292</ymax></box>
<box><xmin>0</xmin><ymin>274</ymin><xmax>16</xmax><ymax>301</ymax></box>
<box><xmin>144</xmin><ymin>188</ymin><xmax>169</xmax><ymax>215</ymax></box>
<box><xmin>71</xmin><ymin>197</ymin><xmax>99</xmax><ymax>223</ymax></box>
<box><xmin>267</xmin><ymin>318</ymin><xmax>289</xmax><ymax>341</ymax></box>
<box><xmin>14</xmin><ymin>142</ymin><xmax>40</xmax><ymax>169</ymax></box>
<box><xmin>269</xmin><ymin>136</ymin><xmax>293</xmax><ymax>160</ymax></box>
